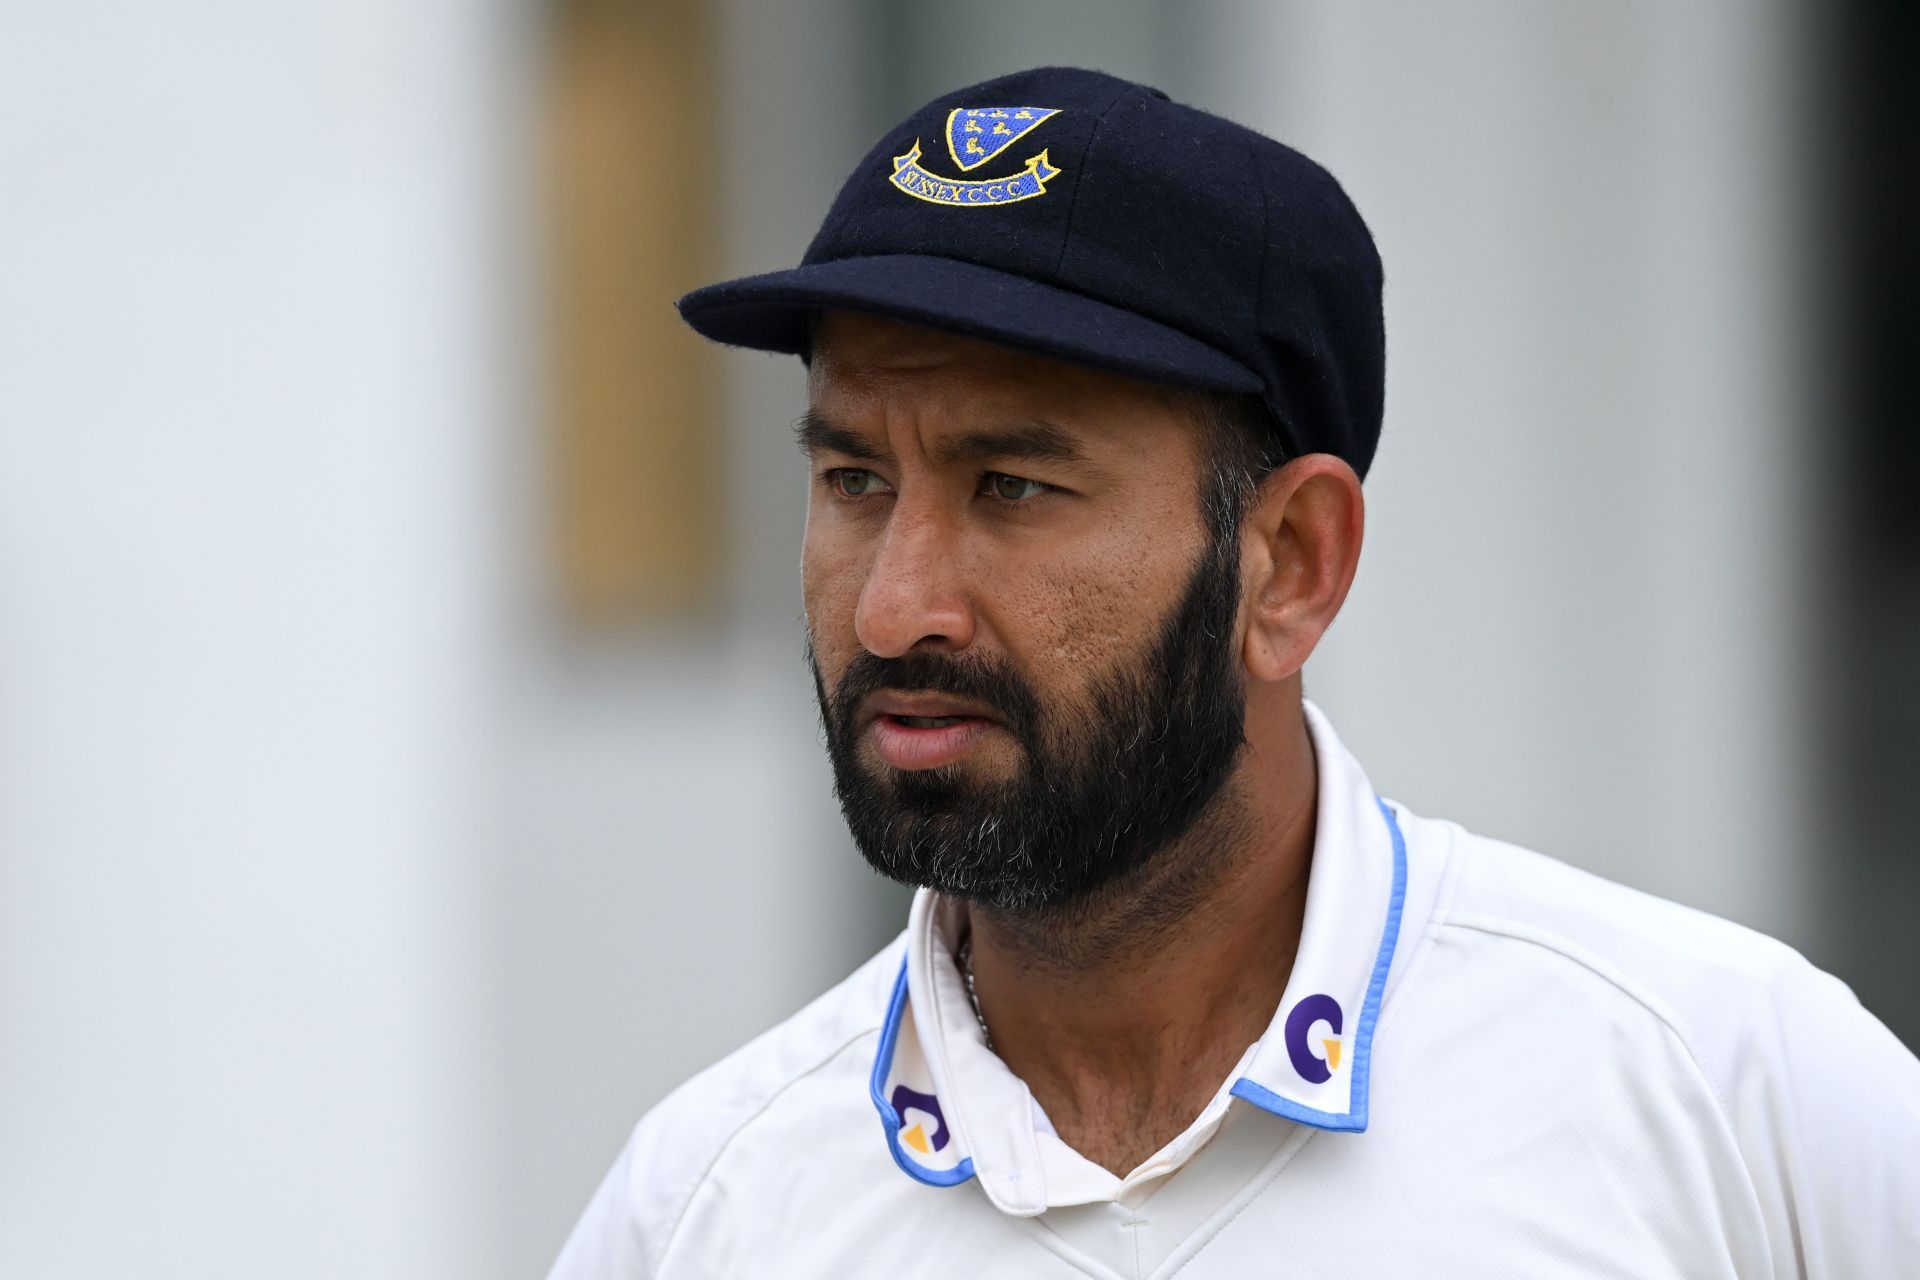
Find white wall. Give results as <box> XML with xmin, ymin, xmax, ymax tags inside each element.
<box><xmin>0</xmin><ymin>2</ymin><xmax>521</xmax><ymax>1274</ymax></box>
<box><xmin>1198</xmin><ymin>0</ymin><xmax>1822</xmax><ymax>949</ymax></box>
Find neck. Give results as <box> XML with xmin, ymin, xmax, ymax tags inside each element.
<box><xmin>961</xmin><ymin>697</ymin><xmax>1318</xmax><ymax>1177</ymax></box>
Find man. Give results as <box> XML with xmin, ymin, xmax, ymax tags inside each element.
<box><xmin>552</xmin><ymin>67</ymin><xmax>1920</xmax><ymax>1278</ymax></box>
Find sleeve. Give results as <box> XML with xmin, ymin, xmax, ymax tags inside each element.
<box><xmin>1733</xmin><ymin>957</ymin><xmax>1920</xmax><ymax>1278</ymax></box>
<box><xmin>546</xmin><ymin>1124</ymin><xmax>651</xmax><ymax>1280</ymax></box>
<box><xmin>543</xmin><ymin>1052</ymin><xmax>781</xmax><ymax>1280</ymax></box>
<box><xmin>547</xmin><ymin>1098</ymin><xmax>716</xmax><ymax>1280</ymax></box>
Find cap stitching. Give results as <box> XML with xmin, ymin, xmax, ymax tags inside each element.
<box><xmin>1251</xmin><ymin>135</ymin><xmax>1272</xmax><ymax>333</ymax></box>
<box><xmin>1248</xmin><ymin>133</ymin><xmax>1296</xmax><ymax>458</ymax></box>
<box><xmin>1051</xmin><ymin>84</ymin><xmax>1139</xmax><ymax>277</ymax></box>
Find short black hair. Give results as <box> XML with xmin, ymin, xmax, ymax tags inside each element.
<box><xmin>1186</xmin><ymin>390</ymin><xmax>1290</xmax><ymax>546</ymax></box>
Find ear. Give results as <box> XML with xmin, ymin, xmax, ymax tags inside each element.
<box><xmin>1238</xmin><ymin>454</ymin><xmax>1365</xmax><ymax>682</ymax></box>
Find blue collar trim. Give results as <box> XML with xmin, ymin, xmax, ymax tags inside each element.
<box><xmin>1229</xmin><ymin>796</ymin><xmax>1408</xmax><ymax>1133</ymax></box>
<box><xmin>870</xmin><ymin>957</ymin><xmax>977</xmax><ymax>1187</ymax></box>
<box><xmin>872</xmin><ymin>794</ymin><xmax>1409</xmax><ymax>1186</ymax></box>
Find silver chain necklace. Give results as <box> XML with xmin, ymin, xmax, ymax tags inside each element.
<box><xmin>958</xmin><ymin>934</ymin><xmax>994</xmax><ymax>1052</ymax></box>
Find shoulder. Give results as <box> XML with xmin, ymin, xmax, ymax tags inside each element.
<box><xmin>1432</xmin><ymin>824</ymin><xmax>1817</xmax><ymax>1033</ymax></box>
<box><xmin>1410</xmin><ymin>816</ymin><xmax>1920</xmax><ymax>1269</ymax></box>
<box><xmin>1423</xmin><ymin>820</ymin><xmax>1907</xmax><ymax>1084</ymax></box>
<box><xmin>547</xmin><ymin>935</ymin><xmax>904</xmax><ymax>1280</ymax></box>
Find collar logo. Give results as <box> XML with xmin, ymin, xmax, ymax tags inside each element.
<box><xmin>889</xmin><ymin>106</ymin><xmax>1062</xmax><ymax>208</ymax></box>
<box><xmin>1285</xmin><ymin>993</ymin><xmax>1346</xmax><ymax>1085</ymax></box>
<box><xmin>889</xmin><ymin>1084</ymin><xmax>952</xmax><ymax>1155</ymax></box>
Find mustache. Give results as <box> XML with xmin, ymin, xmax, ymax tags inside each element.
<box><xmin>809</xmin><ymin>643</ymin><xmax>1043</xmax><ymax>742</ymax></box>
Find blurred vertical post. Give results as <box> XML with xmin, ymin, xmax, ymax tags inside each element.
<box><xmin>547</xmin><ymin>0</ymin><xmax>720</xmax><ymax>623</ymax></box>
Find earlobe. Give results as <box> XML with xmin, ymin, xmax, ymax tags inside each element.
<box><xmin>1239</xmin><ymin>456</ymin><xmax>1365</xmax><ymax>683</ymax></box>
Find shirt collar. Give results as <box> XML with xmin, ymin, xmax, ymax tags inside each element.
<box><xmin>868</xmin><ymin>699</ymin><xmax>1410</xmax><ymax>1215</ymax></box>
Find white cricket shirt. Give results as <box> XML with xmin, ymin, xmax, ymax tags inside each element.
<box><xmin>551</xmin><ymin>702</ymin><xmax>1920</xmax><ymax>1278</ymax></box>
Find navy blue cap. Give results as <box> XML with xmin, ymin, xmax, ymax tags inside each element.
<box><xmin>677</xmin><ymin>66</ymin><xmax>1385</xmax><ymax>476</ymax></box>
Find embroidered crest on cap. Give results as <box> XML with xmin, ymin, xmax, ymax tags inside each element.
<box><xmin>889</xmin><ymin>105</ymin><xmax>1061</xmax><ymax>208</ymax></box>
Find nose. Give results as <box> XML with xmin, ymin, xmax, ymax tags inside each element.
<box><xmin>853</xmin><ymin>502</ymin><xmax>976</xmax><ymax>658</ymax></box>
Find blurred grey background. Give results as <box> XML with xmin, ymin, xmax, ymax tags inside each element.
<box><xmin>2</xmin><ymin>1</ymin><xmax>1913</xmax><ymax>1276</ymax></box>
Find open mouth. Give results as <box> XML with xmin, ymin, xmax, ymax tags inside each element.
<box><xmin>891</xmin><ymin>714</ymin><xmax>974</xmax><ymax>729</ymax></box>
<box><xmin>868</xmin><ymin>710</ymin><xmax>998</xmax><ymax>770</ymax></box>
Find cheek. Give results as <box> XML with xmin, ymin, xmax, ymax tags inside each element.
<box><xmin>801</xmin><ymin>528</ymin><xmax>866</xmax><ymax>653</ymax></box>
<box><xmin>996</xmin><ymin>536</ymin><xmax>1185</xmax><ymax>702</ymax></box>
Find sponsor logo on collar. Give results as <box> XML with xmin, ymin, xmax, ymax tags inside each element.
<box><xmin>1285</xmin><ymin>993</ymin><xmax>1346</xmax><ymax>1083</ymax></box>
<box><xmin>870</xmin><ymin>961</ymin><xmax>976</xmax><ymax>1186</ymax></box>
<box><xmin>1230</xmin><ymin>798</ymin><xmax>1407</xmax><ymax>1132</ymax></box>
<box><xmin>890</xmin><ymin>1085</ymin><xmax>951</xmax><ymax>1155</ymax></box>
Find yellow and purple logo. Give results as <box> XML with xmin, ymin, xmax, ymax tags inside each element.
<box><xmin>890</xmin><ymin>1084</ymin><xmax>951</xmax><ymax>1155</ymax></box>
<box><xmin>1285</xmin><ymin>993</ymin><xmax>1345</xmax><ymax>1085</ymax></box>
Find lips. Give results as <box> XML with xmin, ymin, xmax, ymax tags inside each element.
<box><xmin>865</xmin><ymin>692</ymin><xmax>1003</xmax><ymax>727</ymax></box>
<box><xmin>863</xmin><ymin>692</ymin><xmax>1003</xmax><ymax>771</ymax></box>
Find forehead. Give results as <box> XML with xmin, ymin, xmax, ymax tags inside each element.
<box><xmin>806</xmin><ymin>311</ymin><xmax>1200</xmax><ymax>453</ymax></box>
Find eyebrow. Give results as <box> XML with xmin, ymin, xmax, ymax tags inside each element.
<box><xmin>935</xmin><ymin>422</ymin><xmax>1088</xmax><ymax>467</ymax></box>
<box><xmin>794</xmin><ymin>412</ymin><xmax>1091</xmax><ymax>467</ymax></box>
<box><xmin>794</xmin><ymin>413</ymin><xmax>885</xmax><ymax>461</ymax></box>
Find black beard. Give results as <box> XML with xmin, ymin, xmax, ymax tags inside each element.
<box><xmin>808</xmin><ymin>524</ymin><xmax>1248</xmax><ymax>915</ymax></box>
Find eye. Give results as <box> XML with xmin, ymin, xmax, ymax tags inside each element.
<box><xmin>984</xmin><ymin>472</ymin><xmax>1049</xmax><ymax>502</ymax></box>
<box><xmin>827</xmin><ymin>468</ymin><xmax>891</xmax><ymax>498</ymax></box>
